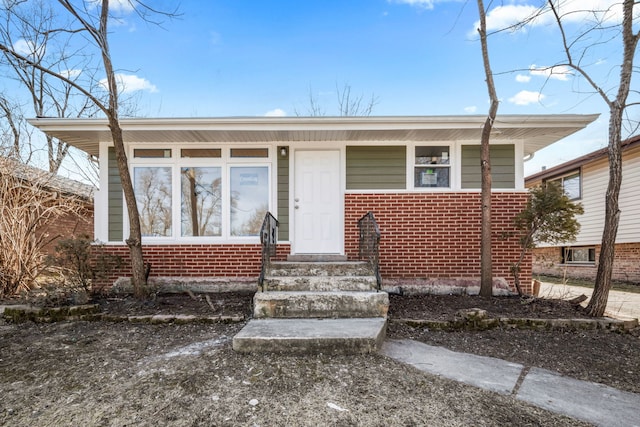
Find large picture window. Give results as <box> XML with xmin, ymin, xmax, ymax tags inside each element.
<box><xmin>130</xmin><ymin>147</ymin><xmax>270</xmax><ymax>241</ymax></box>
<box><xmin>134</xmin><ymin>166</ymin><xmax>172</xmax><ymax>237</ymax></box>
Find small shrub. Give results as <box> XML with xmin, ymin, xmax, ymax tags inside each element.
<box><xmin>48</xmin><ymin>235</ymin><xmax>123</xmax><ymax>294</ymax></box>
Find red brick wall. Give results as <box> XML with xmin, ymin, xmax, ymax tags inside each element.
<box><xmin>344</xmin><ymin>192</ymin><xmax>531</xmax><ymax>293</ymax></box>
<box><xmin>96</xmin><ymin>192</ymin><xmax>532</xmax><ymax>293</ymax></box>
<box><xmin>532</xmin><ymin>243</ymin><xmax>640</xmax><ymax>284</ymax></box>
<box><xmin>96</xmin><ymin>243</ymin><xmax>291</xmax><ymax>289</ymax></box>
<box><xmin>42</xmin><ymin>206</ymin><xmax>94</xmax><ymax>255</ymax></box>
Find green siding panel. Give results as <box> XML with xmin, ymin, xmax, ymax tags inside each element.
<box><xmin>108</xmin><ymin>147</ymin><xmax>123</xmax><ymax>241</ymax></box>
<box><xmin>461</xmin><ymin>145</ymin><xmax>515</xmax><ymax>189</ymax></box>
<box><xmin>346</xmin><ymin>146</ymin><xmax>406</xmax><ymax>190</ymax></box>
<box><xmin>277</xmin><ymin>147</ymin><xmax>289</xmax><ymax>241</ymax></box>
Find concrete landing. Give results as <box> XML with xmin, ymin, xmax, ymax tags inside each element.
<box><xmin>232</xmin><ymin>318</ymin><xmax>387</xmax><ymax>354</ymax></box>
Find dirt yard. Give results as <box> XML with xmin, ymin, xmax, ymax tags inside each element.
<box><xmin>1</xmin><ymin>291</ymin><xmax>638</xmax><ymax>426</ymax></box>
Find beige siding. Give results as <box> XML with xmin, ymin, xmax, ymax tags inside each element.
<box><xmin>536</xmin><ymin>146</ymin><xmax>640</xmax><ymax>246</ymax></box>
<box><xmin>346</xmin><ymin>146</ymin><xmax>406</xmax><ymax>190</ymax></box>
<box><xmin>277</xmin><ymin>147</ymin><xmax>289</xmax><ymax>241</ymax></box>
<box><xmin>108</xmin><ymin>147</ymin><xmax>123</xmax><ymax>241</ymax></box>
<box><xmin>461</xmin><ymin>144</ymin><xmax>515</xmax><ymax>189</ymax></box>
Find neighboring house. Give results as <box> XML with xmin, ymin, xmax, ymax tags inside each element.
<box><xmin>0</xmin><ymin>156</ymin><xmax>95</xmax><ymax>253</ymax></box>
<box><xmin>29</xmin><ymin>115</ymin><xmax>597</xmax><ymax>294</ymax></box>
<box><xmin>525</xmin><ymin>134</ymin><xmax>640</xmax><ymax>284</ymax></box>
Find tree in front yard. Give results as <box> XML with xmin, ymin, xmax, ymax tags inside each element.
<box><xmin>511</xmin><ymin>182</ymin><xmax>583</xmax><ymax>296</ymax></box>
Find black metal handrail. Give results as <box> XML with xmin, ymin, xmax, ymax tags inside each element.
<box><xmin>259</xmin><ymin>212</ymin><xmax>278</xmax><ymax>291</ymax></box>
<box><xmin>358</xmin><ymin>211</ymin><xmax>381</xmax><ymax>290</ymax></box>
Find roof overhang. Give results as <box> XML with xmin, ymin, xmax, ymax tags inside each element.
<box><xmin>28</xmin><ymin>114</ymin><xmax>599</xmax><ymax>158</ymax></box>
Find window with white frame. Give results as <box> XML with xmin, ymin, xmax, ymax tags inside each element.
<box><xmin>548</xmin><ymin>170</ymin><xmax>581</xmax><ymax>200</ymax></box>
<box><xmin>131</xmin><ymin>147</ymin><xmax>270</xmax><ymax>240</ymax></box>
<box><xmin>414</xmin><ymin>145</ymin><xmax>450</xmax><ymax>188</ymax></box>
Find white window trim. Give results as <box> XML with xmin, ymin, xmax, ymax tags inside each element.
<box><xmin>125</xmin><ymin>145</ymin><xmax>273</xmax><ymax>244</ymax></box>
<box><xmin>408</xmin><ymin>142</ymin><xmax>455</xmax><ymax>190</ymax></box>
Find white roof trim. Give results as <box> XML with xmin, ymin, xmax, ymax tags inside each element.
<box><xmin>28</xmin><ymin>114</ymin><xmax>599</xmax><ymax>157</ymax></box>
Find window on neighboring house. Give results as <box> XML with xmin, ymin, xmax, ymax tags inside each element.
<box><xmin>548</xmin><ymin>170</ymin><xmax>581</xmax><ymax>200</ymax></box>
<box><xmin>414</xmin><ymin>145</ymin><xmax>450</xmax><ymax>188</ymax></box>
<box><xmin>561</xmin><ymin>246</ymin><xmax>596</xmax><ymax>264</ymax></box>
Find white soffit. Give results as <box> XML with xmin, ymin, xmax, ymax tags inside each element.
<box><xmin>27</xmin><ymin>114</ymin><xmax>599</xmax><ymax>157</ymax></box>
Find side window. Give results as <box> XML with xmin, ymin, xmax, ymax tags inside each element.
<box><xmin>414</xmin><ymin>146</ymin><xmax>450</xmax><ymax>188</ymax></box>
<box><xmin>561</xmin><ymin>246</ymin><xmax>595</xmax><ymax>264</ymax></box>
<box><xmin>548</xmin><ymin>170</ymin><xmax>581</xmax><ymax>200</ymax></box>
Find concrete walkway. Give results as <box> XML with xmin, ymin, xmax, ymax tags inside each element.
<box><xmin>382</xmin><ymin>339</ymin><xmax>640</xmax><ymax>427</ymax></box>
<box><xmin>539</xmin><ymin>282</ymin><xmax>640</xmax><ymax>320</ymax></box>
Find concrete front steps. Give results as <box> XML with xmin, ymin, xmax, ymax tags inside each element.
<box><xmin>233</xmin><ymin>260</ymin><xmax>388</xmax><ymax>354</ymax></box>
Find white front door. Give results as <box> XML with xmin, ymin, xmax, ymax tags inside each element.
<box><xmin>293</xmin><ymin>150</ymin><xmax>342</xmax><ymax>254</ymax></box>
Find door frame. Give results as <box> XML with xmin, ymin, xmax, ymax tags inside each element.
<box><xmin>291</xmin><ymin>148</ymin><xmax>344</xmax><ymax>255</ymax></box>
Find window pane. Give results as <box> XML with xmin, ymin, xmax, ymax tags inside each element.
<box><xmin>181</xmin><ymin>167</ymin><xmax>222</xmax><ymax>236</ymax></box>
<box><xmin>230</xmin><ymin>166</ymin><xmax>269</xmax><ymax>236</ymax></box>
<box><xmin>134</xmin><ymin>167</ymin><xmax>172</xmax><ymax>237</ymax></box>
<box><xmin>563</xmin><ymin>172</ymin><xmax>581</xmax><ymax>200</ymax></box>
<box><xmin>181</xmin><ymin>148</ymin><xmax>221</xmax><ymax>158</ymax></box>
<box><xmin>416</xmin><ymin>146</ymin><xmax>449</xmax><ymax>165</ymax></box>
<box><xmin>230</xmin><ymin>148</ymin><xmax>269</xmax><ymax>158</ymax></box>
<box><xmin>414</xmin><ymin>166</ymin><xmax>450</xmax><ymax>188</ymax></box>
<box><xmin>134</xmin><ymin>148</ymin><xmax>171</xmax><ymax>158</ymax></box>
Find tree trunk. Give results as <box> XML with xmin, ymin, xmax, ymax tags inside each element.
<box><xmin>477</xmin><ymin>0</ymin><xmax>498</xmax><ymax>297</ymax></box>
<box><xmin>100</xmin><ymin>0</ymin><xmax>147</xmax><ymax>297</ymax></box>
<box><xmin>585</xmin><ymin>0</ymin><xmax>638</xmax><ymax>316</ymax></box>
<box><xmin>586</xmin><ymin>107</ymin><xmax>623</xmax><ymax>316</ymax></box>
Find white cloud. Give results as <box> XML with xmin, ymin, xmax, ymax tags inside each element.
<box><xmin>529</xmin><ymin>64</ymin><xmax>572</xmax><ymax>81</ymax></box>
<box><xmin>265</xmin><ymin>108</ymin><xmax>287</xmax><ymax>117</ymax></box>
<box><xmin>515</xmin><ymin>74</ymin><xmax>531</xmax><ymax>83</ymax></box>
<box><xmin>99</xmin><ymin>74</ymin><xmax>158</xmax><ymax>94</ymax></box>
<box><xmin>387</xmin><ymin>0</ymin><xmax>437</xmax><ymax>9</ymax></box>
<box><xmin>13</xmin><ymin>39</ymin><xmax>45</xmax><ymax>58</ymax></box>
<box><xmin>508</xmin><ymin>90</ymin><xmax>545</xmax><ymax>106</ymax></box>
<box><xmin>471</xmin><ymin>1</ymin><xmax>625</xmax><ymax>36</ymax></box>
<box><xmin>464</xmin><ymin>106</ymin><xmax>477</xmax><ymax>113</ymax></box>
<box><xmin>88</xmin><ymin>0</ymin><xmax>136</xmax><ymax>14</ymax></box>
<box><xmin>59</xmin><ymin>69</ymin><xmax>82</xmax><ymax>79</ymax></box>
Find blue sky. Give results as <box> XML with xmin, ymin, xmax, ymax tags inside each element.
<box><xmin>9</xmin><ymin>0</ymin><xmax>639</xmax><ymax>177</ymax></box>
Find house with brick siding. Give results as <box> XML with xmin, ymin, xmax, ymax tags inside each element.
<box><xmin>525</xmin><ymin>134</ymin><xmax>640</xmax><ymax>285</ymax></box>
<box><xmin>0</xmin><ymin>157</ymin><xmax>94</xmax><ymax>253</ymax></box>
<box><xmin>28</xmin><ymin>115</ymin><xmax>597</xmax><ymax>294</ymax></box>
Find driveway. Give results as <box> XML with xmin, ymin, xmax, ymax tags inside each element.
<box><xmin>539</xmin><ymin>282</ymin><xmax>640</xmax><ymax>320</ymax></box>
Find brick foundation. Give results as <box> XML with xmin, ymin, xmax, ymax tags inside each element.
<box><xmin>532</xmin><ymin>243</ymin><xmax>640</xmax><ymax>284</ymax></box>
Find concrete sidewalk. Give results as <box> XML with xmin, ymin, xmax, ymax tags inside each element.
<box><xmin>539</xmin><ymin>282</ymin><xmax>640</xmax><ymax>320</ymax></box>
<box><xmin>382</xmin><ymin>339</ymin><xmax>640</xmax><ymax>427</ymax></box>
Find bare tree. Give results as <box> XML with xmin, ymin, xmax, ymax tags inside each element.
<box><xmin>0</xmin><ymin>158</ymin><xmax>87</xmax><ymax>298</ymax></box>
<box><xmin>476</xmin><ymin>0</ymin><xmax>498</xmax><ymax>297</ymax></box>
<box><xmin>543</xmin><ymin>0</ymin><xmax>639</xmax><ymax>316</ymax></box>
<box><xmin>0</xmin><ymin>0</ymin><xmax>97</xmax><ymax>173</ymax></box>
<box><xmin>0</xmin><ymin>0</ymin><xmax>178</xmax><ymax>297</ymax></box>
<box><xmin>295</xmin><ymin>82</ymin><xmax>379</xmax><ymax>116</ymax></box>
